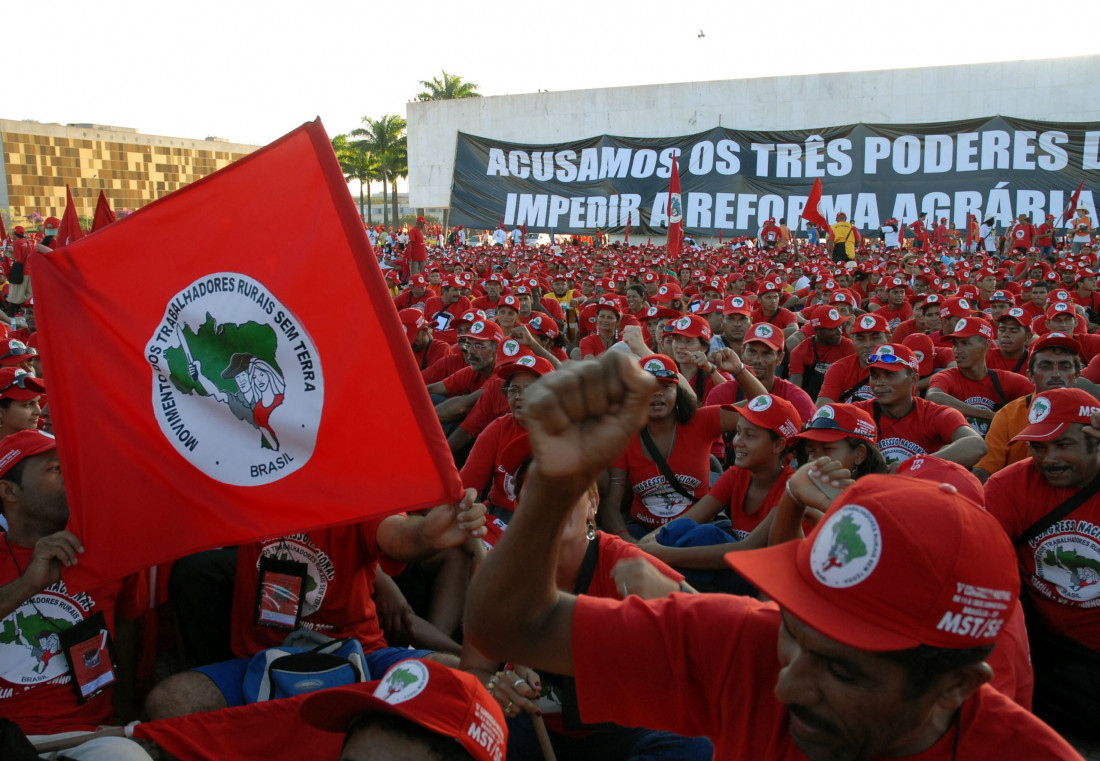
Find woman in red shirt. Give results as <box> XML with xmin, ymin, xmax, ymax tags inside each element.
<box><xmin>790</xmin><ymin>403</ymin><xmax>888</xmax><ymax>479</ymax></box>
<box><xmin>578</xmin><ymin>301</ymin><xmax>621</xmax><ymax>358</ymax></box>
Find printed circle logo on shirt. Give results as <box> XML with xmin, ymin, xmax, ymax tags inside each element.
<box><xmin>375</xmin><ymin>659</ymin><xmax>430</xmax><ymax>704</ymax></box>
<box><xmin>259</xmin><ymin>538</ymin><xmax>332</xmax><ymax>616</ymax></box>
<box><xmin>0</xmin><ymin>592</ymin><xmax>86</xmax><ymax>686</ymax></box>
<box><xmin>146</xmin><ymin>272</ymin><xmax>324</xmax><ymax>487</ymax></box>
<box><xmin>502</xmin><ymin>339</ymin><xmax>521</xmax><ymax>357</ymax></box>
<box><xmin>748</xmin><ymin>395</ymin><xmax>773</xmax><ymax>412</ymax></box>
<box><xmin>1029</xmin><ymin>396</ymin><xmax>1053</xmax><ymax>424</ymax></box>
<box><xmin>810</xmin><ymin>505</ymin><xmax>883</xmax><ymax>588</ymax></box>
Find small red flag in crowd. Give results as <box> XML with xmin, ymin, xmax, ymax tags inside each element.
<box><xmin>624</xmin><ymin>219</ymin><xmax>630</xmax><ymax>245</ymax></box>
<box><xmin>801</xmin><ymin>178</ymin><xmax>831</xmax><ymax>231</ymax></box>
<box><xmin>31</xmin><ymin>119</ymin><xmax>463</xmax><ymax>588</ymax></box>
<box><xmin>666</xmin><ymin>154</ymin><xmax>683</xmax><ymax>257</ymax></box>
<box><xmin>92</xmin><ymin>190</ymin><xmax>117</xmax><ymax>231</ymax></box>
<box><xmin>57</xmin><ymin>184</ymin><xmax>85</xmax><ymax>246</ymax></box>
<box><xmin>1062</xmin><ymin>180</ymin><xmax>1086</xmax><ymax>225</ymax></box>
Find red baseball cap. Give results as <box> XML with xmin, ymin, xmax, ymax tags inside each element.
<box><xmin>793</xmin><ymin>404</ymin><xmax>877</xmax><ymax>444</ymax></box>
<box><xmin>732</xmin><ymin>394</ymin><xmax>802</xmax><ymax>441</ymax></box>
<box><xmin>526</xmin><ymin>315</ymin><xmax>559</xmax><ymax>340</ymax></box>
<box><xmin>0</xmin><ymin>339</ymin><xmax>37</xmax><ymax>367</ymax></box>
<box><xmin>995</xmin><ymin>307</ymin><xmax>1029</xmax><ymax>326</ymax></box>
<box><xmin>496</xmin><ymin>337</ymin><xmax>534</xmax><ymax>366</ymax></box>
<box><xmin>1045</xmin><ymin>301</ymin><xmax>1077</xmax><ymax>321</ymax></box>
<box><xmin>398</xmin><ymin>308</ymin><xmax>428</xmax><ymax>345</ymax></box>
<box><xmin>895</xmin><ymin>455</ymin><xmax>984</xmax><ymax>505</ymax></box>
<box><xmin>43</xmin><ymin>217</ymin><xmax>61</xmax><ymax>234</ymax></box>
<box><xmin>595</xmin><ymin>299</ymin><xmax>622</xmax><ymax>318</ymax></box>
<box><xmin>727</xmin><ymin>475</ymin><xmax>1019</xmax><ymax>651</ymax></box>
<box><xmin>666</xmin><ymin>314</ymin><xmax>712</xmax><ymax>342</ymax></box>
<box><xmin>939</xmin><ymin>296</ymin><xmax>975</xmax><ymax>320</ymax></box>
<box><xmin>1012</xmin><ymin>388</ymin><xmax>1100</xmax><ymax>443</ymax></box>
<box><xmin>0</xmin><ymin>429</ymin><xmax>56</xmax><ymax>479</ymax></box>
<box><xmin>409</xmin><ymin>274</ymin><xmax>430</xmax><ymax>288</ymax></box>
<box><xmin>652</xmin><ymin>283</ymin><xmax>683</xmax><ymax>303</ymax></box>
<box><xmin>453</xmin><ymin>309</ymin><xmax>488</xmax><ymax>329</ymax></box>
<box><xmin>943</xmin><ymin>317</ymin><xmax>994</xmax><ymax>341</ymax></box>
<box><xmin>300</xmin><ymin>659</ymin><xmax>506</xmax><ymax>761</ymax></box>
<box><xmin>866</xmin><ymin>343</ymin><xmax>919</xmax><ymax>373</ymax></box>
<box><xmin>642</xmin><ymin>305</ymin><xmax>681</xmax><ymax>322</ymax></box>
<box><xmin>1030</xmin><ymin>331</ymin><xmax>1081</xmax><ymax>356</ymax></box>
<box><xmin>0</xmin><ymin>368</ymin><xmax>46</xmax><ymax>401</ymax></box>
<box><xmin>639</xmin><ymin>354</ymin><xmax>679</xmax><ymax>383</ymax></box>
<box><xmin>810</xmin><ymin>307</ymin><xmax>849</xmax><ymax>329</ymax></box>
<box><xmin>850</xmin><ymin>313</ymin><xmax>890</xmax><ymax>334</ymax></box>
<box><xmin>743</xmin><ymin>322</ymin><xmax>784</xmax><ymax>351</ymax></box>
<box><xmin>901</xmin><ymin>334</ymin><xmax>936</xmax><ymax>376</ymax></box>
<box><xmin>466</xmin><ymin>320</ymin><xmax>504</xmax><ymax>343</ymax></box>
<box><xmin>989</xmin><ymin>290</ymin><xmax>1015</xmax><ymax>304</ymax></box>
<box><xmin>497</xmin><ymin>353</ymin><xmax>554</xmax><ymax>381</ymax></box>
<box><xmin>721</xmin><ymin>295</ymin><xmax>752</xmax><ymax>317</ymax></box>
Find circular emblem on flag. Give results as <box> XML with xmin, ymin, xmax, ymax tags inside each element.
<box><xmin>810</xmin><ymin>504</ymin><xmax>883</xmax><ymax>589</ymax></box>
<box><xmin>748</xmin><ymin>395</ymin><xmax>772</xmax><ymax>412</ymax></box>
<box><xmin>755</xmin><ymin>324</ymin><xmax>774</xmax><ymax>338</ymax></box>
<box><xmin>374</xmin><ymin>660</ymin><xmax>430</xmax><ymax>705</ymax></box>
<box><xmin>145</xmin><ymin>272</ymin><xmax>324</xmax><ymax>487</ymax></box>
<box><xmin>1029</xmin><ymin>396</ymin><xmax>1053</xmax><ymax>424</ymax></box>
<box><xmin>955</xmin><ymin>318</ymin><xmax>968</xmax><ymax>333</ymax></box>
<box><xmin>668</xmin><ymin>192</ymin><xmax>683</xmax><ymax>224</ymax></box>
<box><xmin>502</xmin><ymin>339</ymin><xmax>521</xmax><ymax>357</ymax></box>
<box><xmin>859</xmin><ymin>315</ymin><xmax>876</xmax><ymax>330</ymax></box>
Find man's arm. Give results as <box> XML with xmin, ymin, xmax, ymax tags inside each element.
<box><xmin>465</xmin><ymin>352</ymin><xmax>657</xmax><ymax>675</ymax></box>
<box><xmin>435</xmin><ymin>390</ymin><xmax>483</xmax><ymax>423</ymax></box>
<box><xmin>931</xmin><ymin>425</ymin><xmax>988</xmax><ymax>469</ymax></box>
<box><xmin>0</xmin><ymin>531</ymin><xmax>83</xmax><ymax>619</ymax></box>
<box><xmin>925</xmin><ymin>388</ymin><xmax>995</xmax><ymax>421</ymax></box>
<box><xmin>376</xmin><ymin>489</ymin><xmax>486</xmax><ymax>563</ymax></box>
<box><xmin>973</xmin><ymin>407</ymin><xmax>1013</xmax><ymax>481</ymax></box>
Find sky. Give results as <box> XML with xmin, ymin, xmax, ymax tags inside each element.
<box><xmin>13</xmin><ymin>0</ymin><xmax>1097</xmax><ymax>148</ymax></box>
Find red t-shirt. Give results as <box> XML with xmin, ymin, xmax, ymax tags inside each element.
<box><xmin>422</xmin><ymin>347</ymin><xmax>466</xmax><ymax>383</ymax></box>
<box><xmin>984</xmin><ymin>347</ymin><xmax>1029</xmax><ymax>375</ymax></box>
<box><xmin>853</xmin><ymin>397</ymin><xmax>969</xmax><ymax>466</ymax></box>
<box><xmin>876</xmin><ymin>302</ymin><xmax>913</xmax><ymax>332</ymax></box>
<box><xmin>705</xmin><ymin>377</ymin><xmax>816</xmax><ymax>430</ymax></box>
<box><xmin>579</xmin><ymin>333</ymin><xmax>614</xmax><ymax>358</ymax></box>
<box><xmin>572</xmin><ymin>594</ymin><xmax>1078</xmax><ymax>759</ymax></box>
<box><xmin>818</xmin><ymin>355</ymin><xmax>873</xmax><ymax>402</ymax></box>
<box><xmin>231</xmin><ymin>523</ymin><xmax>390</xmax><ymax>658</ymax></box>
<box><xmin>928</xmin><ymin>368</ymin><xmax>1034</xmax><ymax>435</ymax></box>
<box><xmin>787</xmin><ymin>336</ymin><xmax>855</xmax><ymax>379</ymax></box>
<box><xmin>470</xmin><ymin>294</ymin><xmax>502</xmax><ymax>319</ymax></box>
<box><xmin>442</xmin><ymin>366</ymin><xmax>490</xmax><ymax>397</ymax></box>
<box><xmin>750</xmin><ymin>306</ymin><xmax>796</xmax><ymax>330</ymax></box>
<box><xmin>412</xmin><ymin>337</ymin><xmax>450</xmax><ymax>373</ymax></box>
<box><xmin>460</xmin><ymin>413</ymin><xmax>524</xmax><ymax>511</ymax></box>
<box><xmin>459</xmin><ymin>376</ymin><xmax>509</xmax><ymax>437</ymax></box>
<box><xmin>423</xmin><ymin>296</ymin><xmax>473</xmax><ymax>333</ymax></box>
<box><xmin>1</xmin><ymin>541</ymin><xmax>146</xmax><ymax>734</ymax></box>
<box><xmin>986</xmin><ymin>460</ymin><xmax>1100</xmax><ymax>650</ymax></box>
<box><xmin>706</xmin><ymin>467</ymin><xmax>793</xmax><ymax>539</ymax></box>
<box><xmin>612</xmin><ymin>406</ymin><xmax>723</xmax><ymax>528</ymax></box>
<box><xmin>393</xmin><ymin>287</ymin><xmax>436</xmax><ymax>312</ymax></box>
<box><xmin>890</xmin><ymin>318</ymin><xmax>918</xmax><ymax>343</ymax></box>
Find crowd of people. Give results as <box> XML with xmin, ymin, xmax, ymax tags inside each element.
<box><xmin>1</xmin><ymin>204</ymin><xmax>1099</xmax><ymax>760</ymax></box>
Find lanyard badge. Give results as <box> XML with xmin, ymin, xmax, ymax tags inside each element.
<box><xmin>58</xmin><ymin>611</ymin><xmax>117</xmax><ymax>704</ymax></box>
<box><xmin>255</xmin><ymin>554</ymin><xmax>308</xmax><ymax>629</ymax></box>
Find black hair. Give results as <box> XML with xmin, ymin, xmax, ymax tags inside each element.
<box><xmin>343</xmin><ymin>711</ymin><xmax>473</xmax><ymax>760</ymax></box>
<box><xmin>0</xmin><ymin>399</ymin><xmax>12</xmax><ymax>411</ymax></box>
<box><xmin>879</xmin><ymin>643</ymin><xmax>993</xmax><ymax>700</ymax></box>
<box><xmin>626</xmin><ymin>284</ymin><xmax>646</xmax><ymax>300</ymax></box>
<box><xmin>1027</xmin><ymin>345</ymin><xmax>1081</xmax><ymax>375</ymax></box>
<box><xmin>673</xmin><ymin>384</ymin><xmax>697</xmax><ymax>425</ymax></box>
<box><xmin>1</xmin><ymin>459</ymin><xmax>25</xmax><ymax>488</ymax></box>
<box><xmin>793</xmin><ymin>438</ymin><xmax>889</xmax><ymax>479</ymax></box>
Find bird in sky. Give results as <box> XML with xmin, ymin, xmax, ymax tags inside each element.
<box><xmin>698</xmin><ymin>29</ymin><xmax>705</xmax><ymax>38</ymax></box>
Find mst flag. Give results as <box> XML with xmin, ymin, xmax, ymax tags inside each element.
<box><xmin>30</xmin><ymin>119</ymin><xmax>463</xmax><ymax>589</ymax></box>
<box><xmin>1062</xmin><ymin>180</ymin><xmax>1086</xmax><ymax>225</ymax></box>
<box><xmin>58</xmin><ymin>185</ymin><xmax>85</xmax><ymax>246</ymax></box>
<box><xmin>666</xmin><ymin>154</ymin><xmax>683</xmax><ymax>257</ymax></box>
<box><xmin>92</xmin><ymin>190</ymin><xmax>117</xmax><ymax>231</ymax></box>
<box><xmin>801</xmin><ymin>178</ymin><xmax>831</xmax><ymax>231</ymax></box>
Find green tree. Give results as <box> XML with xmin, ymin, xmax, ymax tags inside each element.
<box><xmin>331</xmin><ymin>133</ymin><xmax>381</xmax><ymax>225</ymax></box>
<box><xmin>351</xmin><ymin>115</ymin><xmax>407</xmax><ymax>228</ymax></box>
<box><xmin>416</xmin><ymin>70</ymin><xmax>481</xmax><ymax>101</ymax></box>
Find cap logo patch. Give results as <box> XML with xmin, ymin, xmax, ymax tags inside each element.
<box><xmin>471</xmin><ymin>321</ymin><xmax>486</xmax><ymax>334</ymax></box>
<box><xmin>755</xmin><ymin>324</ymin><xmax>774</xmax><ymax>337</ymax></box>
<box><xmin>674</xmin><ymin>316</ymin><xmax>692</xmax><ymax>330</ymax></box>
<box><xmin>955</xmin><ymin>318</ymin><xmax>968</xmax><ymax>333</ymax></box>
<box><xmin>658</xmin><ymin>286</ymin><xmax>669</xmax><ymax>295</ymax></box>
<box><xmin>517</xmin><ymin>355</ymin><xmax>536</xmax><ymax>367</ymax></box>
<box><xmin>731</xmin><ymin>297</ymin><xmax>746</xmax><ymax>308</ymax></box>
<box><xmin>811</xmin><ymin>504</ymin><xmax>883</xmax><ymax>588</ymax></box>
<box><xmin>1029</xmin><ymin>397</ymin><xmax>1053</xmax><ymax>423</ymax></box>
<box><xmin>748</xmin><ymin>395</ymin><xmax>773</xmax><ymax>412</ymax></box>
<box><xmin>502</xmin><ymin>340</ymin><xmax>520</xmax><ymax>357</ymax></box>
<box><xmin>828</xmin><ymin>308</ymin><xmax>839</xmax><ymax>321</ymax></box>
<box><xmin>643</xmin><ymin>359</ymin><xmax>666</xmax><ymax>373</ymax></box>
<box><xmin>816</xmin><ymin>405</ymin><xmax>835</xmax><ymax>419</ymax></box>
<box><xmin>877</xmin><ymin>344</ymin><xmax>896</xmax><ymax>356</ymax></box>
<box><xmin>914</xmin><ymin>350</ymin><xmax>925</xmax><ymax>363</ymax></box>
<box><xmin>646</xmin><ymin>307</ymin><xmax>658</xmax><ymax>317</ymax></box>
<box><xmin>374</xmin><ymin>660</ymin><xmax>429</xmax><ymax>705</ymax></box>
<box><xmin>959</xmin><ymin>298</ymin><xmax>970</xmax><ymax>310</ymax></box>
<box><xmin>860</xmin><ymin>315</ymin><xmax>875</xmax><ymax>330</ymax></box>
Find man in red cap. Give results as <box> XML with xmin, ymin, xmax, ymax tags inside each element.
<box><xmin>871</xmin><ymin>277</ymin><xmax>912</xmax><ymax>332</ymax></box>
<box><xmin>709</xmin><ymin>296</ymin><xmax>752</xmax><ymax>354</ymax></box>
<box><xmin>426</xmin><ymin>320</ymin><xmax>503</xmax><ymax>426</ymax></box>
<box><xmin>394</xmin><ymin>273</ymin><xmax>436</xmax><ymax>312</ymax></box>
<box><xmin>400</xmin><ymin>309</ymin><xmax>449</xmax><ymax>372</ymax></box>
<box><xmin>751</xmin><ymin>280</ymin><xmax>798</xmax><ymax>337</ymax></box>
<box><xmin>927</xmin><ymin>317</ymin><xmax>1033</xmax><ymax>437</ymax></box>
<box><xmin>1036</xmin><ymin>213</ymin><xmax>1057</xmax><ymax>258</ymax></box>
<box><xmin>300</xmin><ymin>659</ymin><xmax>506</xmax><ymax>761</ymax></box>
<box><xmin>466</xmin><ymin>351</ymin><xmax>1079</xmax><ymax>760</ymax></box>
<box><xmin>974</xmin><ymin>333</ymin><xmax>1085</xmax><ymax>482</ymax></box>
<box><xmin>986</xmin><ymin>387</ymin><xmax>1100</xmax><ymax>739</ymax></box>
<box><xmin>787</xmin><ymin>307</ymin><xmax>854</xmax><ymax>400</ymax></box>
<box><xmin>423</xmin><ymin>275</ymin><xmax>473</xmax><ymax>338</ymax></box>
<box><xmin>986</xmin><ymin>307</ymin><xmax>1032</xmax><ymax>375</ymax></box>
<box><xmin>0</xmin><ymin>430</ymin><xmax>153</xmax><ymax>758</ymax></box>
<box><xmin>407</xmin><ymin>216</ymin><xmax>429</xmax><ymax>276</ymax></box>
<box><xmin>817</xmin><ymin>312</ymin><xmax>891</xmax><ymax>405</ymax></box>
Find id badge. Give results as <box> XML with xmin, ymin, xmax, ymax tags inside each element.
<box><xmin>255</xmin><ymin>555</ymin><xmax>307</xmax><ymax>629</ymax></box>
<box><xmin>58</xmin><ymin>611</ymin><xmax>117</xmax><ymax>704</ymax></box>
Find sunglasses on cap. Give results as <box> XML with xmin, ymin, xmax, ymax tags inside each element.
<box><xmin>644</xmin><ymin>367</ymin><xmax>678</xmax><ymax>380</ymax></box>
<box><xmin>804</xmin><ymin>416</ymin><xmax>866</xmax><ymax>437</ymax></box>
<box><xmin>1</xmin><ymin>373</ymin><xmax>40</xmax><ymax>393</ymax></box>
<box><xmin>868</xmin><ymin>353</ymin><xmax>910</xmax><ymax>366</ymax></box>
<box><xmin>0</xmin><ymin>344</ymin><xmax>34</xmax><ymax>362</ymax></box>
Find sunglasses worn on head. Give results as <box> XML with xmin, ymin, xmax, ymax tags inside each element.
<box><xmin>1</xmin><ymin>373</ymin><xmax>38</xmax><ymax>393</ymax></box>
<box><xmin>868</xmin><ymin>353</ymin><xmax>910</xmax><ymax>366</ymax></box>
<box><xmin>0</xmin><ymin>345</ymin><xmax>33</xmax><ymax>361</ymax></box>
<box><xmin>807</xmin><ymin>417</ymin><xmax>860</xmax><ymax>436</ymax></box>
<box><xmin>645</xmin><ymin>368</ymin><xmax>677</xmax><ymax>380</ymax></box>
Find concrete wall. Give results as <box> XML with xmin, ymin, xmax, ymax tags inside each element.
<box><xmin>407</xmin><ymin>55</ymin><xmax>1100</xmax><ymax>209</ymax></box>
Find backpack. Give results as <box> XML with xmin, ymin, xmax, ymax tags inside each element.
<box><xmin>242</xmin><ymin>630</ymin><xmax>367</xmax><ymax>703</ymax></box>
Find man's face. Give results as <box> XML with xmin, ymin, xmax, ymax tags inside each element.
<box><xmin>759</xmin><ymin>292</ymin><xmax>780</xmax><ymax>313</ymax></box>
<box><xmin>743</xmin><ymin>341</ymin><xmax>781</xmax><ymax>383</ymax></box>
<box><xmin>775</xmin><ymin>613</ymin><xmax>942</xmax><ymax>761</ymax></box>
<box><xmin>1080</xmin><ymin>276</ymin><xmax>1097</xmax><ymax>293</ymax></box>
<box><xmin>852</xmin><ymin>332</ymin><xmax>888</xmax><ymax>365</ymax></box>
<box><xmin>887</xmin><ymin>288</ymin><xmax>906</xmax><ymax>307</ymax></box>
<box><xmin>428</xmin><ymin>272</ymin><xmax>442</xmax><ymax>286</ymax></box>
<box><xmin>486</xmin><ymin>281</ymin><xmax>502</xmax><ymax>299</ymax></box>
<box><xmin>465</xmin><ymin>339</ymin><xmax>497</xmax><ymax>373</ymax></box>
<box><xmin>996</xmin><ymin>320</ymin><xmax>1028</xmax><ymax>354</ymax></box>
<box><xmin>723</xmin><ymin>314</ymin><xmax>751</xmax><ymax>342</ymax></box>
<box><xmin>516</xmin><ymin>293</ymin><xmax>533</xmax><ymax>316</ymax></box>
<box><xmin>1047</xmin><ymin>312</ymin><xmax>1077</xmax><ymax>334</ymax></box>
<box><xmin>670</xmin><ymin>334</ymin><xmax>704</xmax><ymax>365</ymax></box>
<box><xmin>644</xmin><ymin>280</ymin><xmax>658</xmax><ymax>296</ymax></box>
<box><xmin>626</xmin><ymin>290</ymin><xmax>645</xmax><ymax>311</ymax></box>
<box><xmin>1030</xmin><ymin>287</ymin><xmax>1049</xmax><ymax>309</ymax></box>
<box><xmin>978</xmin><ymin>276</ymin><xmax>996</xmax><ymax>293</ymax></box>
<box><xmin>9</xmin><ymin>451</ymin><xmax>68</xmax><ymax>528</ymax></box>
<box><xmin>552</xmin><ymin>279</ymin><xmax>569</xmax><ymax>297</ymax></box>
<box><xmin>868</xmin><ymin>367</ymin><xmax>913</xmax><ymax>406</ymax></box>
<box><xmin>1028</xmin><ymin>349</ymin><xmax>1079</xmax><ymax>391</ymax></box>
<box><xmin>814</xmin><ymin>327</ymin><xmax>842</xmax><ymax>346</ymax></box>
<box><xmin>456</xmin><ymin>336</ymin><xmax>472</xmax><ymax>363</ymax></box>
<box><xmin>912</xmin><ymin>280</ymin><xmax>928</xmax><ymax>295</ymax></box>
<box><xmin>1029</xmin><ymin>424</ymin><xmax>1100</xmax><ymax>490</ymax></box>
<box><xmin>941</xmin><ymin>314</ymin><xmax>960</xmax><ymax>336</ymax></box>
<box><xmin>441</xmin><ymin>286</ymin><xmax>459</xmax><ymax>306</ymax></box>
<box><xmin>950</xmin><ymin>336</ymin><xmax>988</xmax><ymax>369</ymax></box>
<box><xmin>411</xmin><ymin>328</ymin><xmax>430</xmax><ymax>354</ymax></box>
<box><xmin>1</xmin><ymin>397</ymin><xmax>42</xmax><ymax>433</ymax></box>
<box><xmin>989</xmin><ymin>302</ymin><xmax>1010</xmax><ymax>321</ymax></box>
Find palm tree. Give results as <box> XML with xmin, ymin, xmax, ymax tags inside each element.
<box><xmin>331</xmin><ymin>134</ymin><xmax>381</xmax><ymax>225</ymax></box>
<box><xmin>416</xmin><ymin>70</ymin><xmax>481</xmax><ymax>101</ymax></box>
<box><xmin>352</xmin><ymin>115</ymin><xmax>407</xmax><ymax>228</ymax></box>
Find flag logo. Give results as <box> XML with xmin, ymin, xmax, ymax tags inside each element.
<box><xmin>811</xmin><ymin>504</ymin><xmax>882</xmax><ymax>588</ymax></box>
<box><xmin>375</xmin><ymin>659</ymin><xmax>430</xmax><ymax>704</ymax></box>
<box><xmin>145</xmin><ymin>272</ymin><xmax>324</xmax><ymax>486</ymax></box>
<box><xmin>668</xmin><ymin>193</ymin><xmax>683</xmax><ymax>224</ymax></box>
<box><xmin>1029</xmin><ymin>396</ymin><xmax>1053</xmax><ymax>424</ymax></box>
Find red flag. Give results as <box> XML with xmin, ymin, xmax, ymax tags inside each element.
<box><xmin>667</xmin><ymin>155</ymin><xmax>683</xmax><ymax>257</ymax></box>
<box><xmin>521</xmin><ymin>223</ymin><xmax>527</xmax><ymax>246</ymax></box>
<box><xmin>965</xmin><ymin>213</ymin><xmax>974</xmax><ymax>250</ymax></box>
<box><xmin>624</xmin><ymin>219</ymin><xmax>630</xmax><ymax>245</ymax></box>
<box><xmin>719</xmin><ymin>228</ymin><xmax>722</xmax><ymax>245</ymax></box>
<box><xmin>30</xmin><ymin>120</ymin><xmax>463</xmax><ymax>589</ymax></box>
<box><xmin>58</xmin><ymin>184</ymin><xmax>85</xmax><ymax>246</ymax></box>
<box><xmin>801</xmin><ymin>178</ymin><xmax>831</xmax><ymax>231</ymax></box>
<box><xmin>134</xmin><ymin>695</ymin><xmax>341</xmax><ymax>760</ymax></box>
<box><xmin>1062</xmin><ymin>180</ymin><xmax>1086</xmax><ymax>225</ymax></box>
<box><xmin>0</xmin><ymin>213</ymin><xmax>6</xmax><ymax>243</ymax></box>
<box><xmin>92</xmin><ymin>190</ymin><xmax>117</xmax><ymax>231</ymax></box>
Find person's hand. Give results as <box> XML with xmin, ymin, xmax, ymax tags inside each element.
<box><xmin>612</xmin><ymin>557</ymin><xmax>681</xmax><ymax>599</ymax></box>
<box><xmin>486</xmin><ymin>665</ymin><xmax>543</xmax><ymax>717</ymax></box>
<box><xmin>188</xmin><ymin>359</ymin><xmax>200</xmax><ymax>381</ymax></box>
<box><xmin>372</xmin><ymin>574</ymin><xmax>415</xmax><ymax>646</ymax></box>
<box><xmin>711</xmin><ymin>348</ymin><xmax>744</xmax><ymax>375</ymax></box>
<box><xmin>689</xmin><ymin>350</ymin><xmax>713</xmax><ymax>373</ymax></box>
<box><xmin>510</xmin><ymin>324</ymin><xmax>536</xmax><ymax>348</ymax></box>
<box><xmin>523</xmin><ymin>352</ymin><xmax>656</xmax><ymax>486</ymax></box>
<box><xmin>1085</xmin><ymin>409</ymin><xmax>1100</xmax><ymax>441</ymax></box>
<box><xmin>20</xmin><ymin>531</ymin><xmax>83</xmax><ymax>597</ymax></box>
<box><xmin>621</xmin><ymin>325</ymin><xmax>649</xmax><ymax>355</ymax></box>
<box><xmin>421</xmin><ymin>488</ymin><xmax>486</xmax><ymax>550</ymax></box>
<box><xmin>787</xmin><ymin>458</ymin><xmax>854</xmax><ymax>510</ymax></box>
<box><xmin>973</xmin><ymin>408</ymin><xmax>995</xmax><ymax>421</ymax></box>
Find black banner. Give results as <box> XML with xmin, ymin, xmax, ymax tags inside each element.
<box><xmin>449</xmin><ymin>116</ymin><xmax>1100</xmax><ymax>236</ymax></box>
